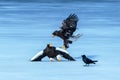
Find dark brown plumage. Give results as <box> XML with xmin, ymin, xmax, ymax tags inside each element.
<box><xmin>52</xmin><ymin>14</ymin><xmax>79</xmax><ymax>49</ymax></box>
<box><xmin>52</xmin><ymin>30</ymin><xmax>72</xmax><ymax>49</ymax></box>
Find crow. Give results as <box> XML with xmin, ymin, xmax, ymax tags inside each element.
<box><xmin>82</xmin><ymin>55</ymin><xmax>98</xmax><ymax>66</ymax></box>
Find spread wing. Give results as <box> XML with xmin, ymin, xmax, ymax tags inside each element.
<box><xmin>61</xmin><ymin>14</ymin><xmax>79</xmax><ymax>32</ymax></box>
<box><xmin>31</xmin><ymin>50</ymin><xmax>46</xmax><ymax>61</ymax></box>
<box><xmin>56</xmin><ymin>48</ymin><xmax>75</xmax><ymax>61</ymax></box>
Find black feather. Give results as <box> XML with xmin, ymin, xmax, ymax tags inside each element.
<box><xmin>56</xmin><ymin>50</ymin><xmax>75</xmax><ymax>61</ymax></box>
<box><xmin>82</xmin><ymin>55</ymin><xmax>98</xmax><ymax>65</ymax></box>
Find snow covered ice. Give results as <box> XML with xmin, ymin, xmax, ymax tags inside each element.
<box><xmin>0</xmin><ymin>0</ymin><xmax>120</xmax><ymax>80</ymax></box>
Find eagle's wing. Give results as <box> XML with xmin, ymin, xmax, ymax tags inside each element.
<box><xmin>56</xmin><ymin>47</ymin><xmax>69</xmax><ymax>53</ymax></box>
<box><xmin>31</xmin><ymin>50</ymin><xmax>46</xmax><ymax>61</ymax></box>
<box><xmin>56</xmin><ymin>48</ymin><xmax>75</xmax><ymax>61</ymax></box>
<box><xmin>61</xmin><ymin>14</ymin><xmax>79</xmax><ymax>30</ymax></box>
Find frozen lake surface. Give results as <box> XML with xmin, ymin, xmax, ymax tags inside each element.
<box><xmin>0</xmin><ymin>0</ymin><xmax>120</xmax><ymax>80</ymax></box>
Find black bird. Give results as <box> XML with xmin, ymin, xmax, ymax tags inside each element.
<box><xmin>82</xmin><ymin>55</ymin><xmax>98</xmax><ymax>66</ymax></box>
<box><xmin>31</xmin><ymin>44</ymin><xmax>75</xmax><ymax>62</ymax></box>
<box><xmin>52</xmin><ymin>14</ymin><xmax>79</xmax><ymax>49</ymax></box>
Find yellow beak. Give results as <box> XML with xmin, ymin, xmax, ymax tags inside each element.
<box><xmin>49</xmin><ymin>44</ymin><xmax>52</xmax><ymax>47</ymax></box>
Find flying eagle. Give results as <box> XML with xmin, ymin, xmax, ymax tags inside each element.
<box><xmin>31</xmin><ymin>44</ymin><xmax>75</xmax><ymax>62</ymax></box>
<box><xmin>52</xmin><ymin>14</ymin><xmax>79</xmax><ymax>49</ymax></box>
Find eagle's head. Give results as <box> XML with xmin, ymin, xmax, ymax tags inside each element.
<box><xmin>47</xmin><ymin>43</ymin><xmax>53</xmax><ymax>48</ymax></box>
<box><xmin>52</xmin><ymin>30</ymin><xmax>59</xmax><ymax>38</ymax></box>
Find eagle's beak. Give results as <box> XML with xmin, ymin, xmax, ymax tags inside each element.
<box><xmin>52</xmin><ymin>34</ymin><xmax>55</xmax><ymax>38</ymax></box>
<box><xmin>49</xmin><ymin>44</ymin><xmax>52</xmax><ymax>47</ymax></box>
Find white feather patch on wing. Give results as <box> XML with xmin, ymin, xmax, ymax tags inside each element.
<box><xmin>31</xmin><ymin>50</ymin><xmax>43</xmax><ymax>61</ymax></box>
<box><xmin>56</xmin><ymin>47</ymin><xmax>69</xmax><ymax>53</ymax></box>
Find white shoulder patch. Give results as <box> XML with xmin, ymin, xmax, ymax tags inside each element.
<box><xmin>56</xmin><ymin>47</ymin><xmax>69</xmax><ymax>53</ymax></box>
<box><xmin>31</xmin><ymin>50</ymin><xmax>43</xmax><ymax>61</ymax></box>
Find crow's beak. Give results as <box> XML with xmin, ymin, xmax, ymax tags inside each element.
<box><xmin>52</xmin><ymin>34</ymin><xmax>54</xmax><ymax>38</ymax></box>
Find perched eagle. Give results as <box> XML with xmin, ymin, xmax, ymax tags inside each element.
<box><xmin>52</xmin><ymin>14</ymin><xmax>79</xmax><ymax>49</ymax></box>
<box><xmin>31</xmin><ymin>44</ymin><xmax>75</xmax><ymax>62</ymax></box>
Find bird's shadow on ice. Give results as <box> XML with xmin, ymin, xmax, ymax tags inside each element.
<box><xmin>29</xmin><ymin>60</ymin><xmax>73</xmax><ymax>62</ymax></box>
<box><xmin>83</xmin><ymin>64</ymin><xmax>99</xmax><ymax>67</ymax></box>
